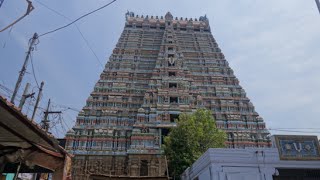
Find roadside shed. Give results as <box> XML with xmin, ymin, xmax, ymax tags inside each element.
<box><xmin>0</xmin><ymin>96</ymin><xmax>72</xmax><ymax>180</ymax></box>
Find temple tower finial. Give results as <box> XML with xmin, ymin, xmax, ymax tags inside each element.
<box><xmin>165</xmin><ymin>12</ymin><xmax>173</xmax><ymax>20</ymax></box>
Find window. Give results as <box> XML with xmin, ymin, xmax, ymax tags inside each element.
<box><xmin>170</xmin><ymin>114</ymin><xmax>179</xmax><ymax>122</ymax></box>
<box><xmin>168</xmin><ymin>47</ymin><xmax>173</xmax><ymax>51</ymax></box>
<box><xmin>168</xmin><ymin>54</ymin><xmax>174</xmax><ymax>58</ymax></box>
<box><xmin>161</xmin><ymin>128</ymin><xmax>169</xmax><ymax>144</ymax></box>
<box><xmin>169</xmin><ymin>83</ymin><xmax>177</xmax><ymax>88</ymax></box>
<box><xmin>168</xmin><ymin>41</ymin><xmax>173</xmax><ymax>44</ymax></box>
<box><xmin>169</xmin><ymin>97</ymin><xmax>178</xmax><ymax>103</ymax></box>
<box><xmin>96</xmin><ymin>110</ymin><xmax>102</xmax><ymax>117</ymax></box>
<box><xmin>140</xmin><ymin>160</ymin><xmax>148</xmax><ymax>176</ymax></box>
<box><xmin>168</xmin><ymin>72</ymin><xmax>176</xmax><ymax>76</ymax></box>
<box><xmin>168</xmin><ymin>62</ymin><xmax>175</xmax><ymax>67</ymax></box>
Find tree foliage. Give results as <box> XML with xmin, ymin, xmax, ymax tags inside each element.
<box><xmin>163</xmin><ymin>109</ymin><xmax>226</xmax><ymax>179</ymax></box>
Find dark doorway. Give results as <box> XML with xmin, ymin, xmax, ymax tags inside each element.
<box><xmin>140</xmin><ymin>160</ymin><xmax>148</xmax><ymax>176</ymax></box>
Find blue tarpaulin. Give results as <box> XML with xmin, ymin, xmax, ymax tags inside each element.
<box><xmin>4</xmin><ymin>174</ymin><xmax>14</xmax><ymax>180</ymax></box>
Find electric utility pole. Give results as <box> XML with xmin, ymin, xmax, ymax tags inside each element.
<box><xmin>11</xmin><ymin>33</ymin><xmax>38</xmax><ymax>104</ymax></box>
<box><xmin>42</xmin><ymin>99</ymin><xmax>61</xmax><ymax>132</ymax></box>
<box><xmin>31</xmin><ymin>81</ymin><xmax>44</xmax><ymax>121</ymax></box>
<box><xmin>18</xmin><ymin>83</ymin><xmax>35</xmax><ymax>109</ymax></box>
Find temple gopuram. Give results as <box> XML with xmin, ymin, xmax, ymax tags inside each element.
<box><xmin>65</xmin><ymin>12</ymin><xmax>271</xmax><ymax>179</ymax></box>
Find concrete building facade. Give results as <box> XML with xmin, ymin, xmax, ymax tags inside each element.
<box><xmin>181</xmin><ymin>135</ymin><xmax>320</xmax><ymax>180</ymax></box>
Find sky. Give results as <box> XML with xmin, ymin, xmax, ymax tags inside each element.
<box><xmin>0</xmin><ymin>0</ymin><xmax>320</xmax><ymax>138</ymax></box>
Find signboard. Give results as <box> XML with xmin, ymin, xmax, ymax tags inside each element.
<box><xmin>274</xmin><ymin>135</ymin><xmax>320</xmax><ymax>160</ymax></box>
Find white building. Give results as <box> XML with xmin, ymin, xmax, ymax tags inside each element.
<box><xmin>181</xmin><ymin>135</ymin><xmax>320</xmax><ymax>180</ymax></box>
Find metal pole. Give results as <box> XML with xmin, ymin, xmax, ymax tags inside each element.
<box><xmin>165</xmin><ymin>155</ymin><xmax>169</xmax><ymax>179</ymax></box>
<box><xmin>11</xmin><ymin>33</ymin><xmax>38</xmax><ymax>104</ymax></box>
<box><xmin>18</xmin><ymin>83</ymin><xmax>30</xmax><ymax>109</ymax></box>
<box><xmin>13</xmin><ymin>161</ymin><xmax>22</xmax><ymax>180</ymax></box>
<box><xmin>42</xmin><ymin>99</ymin><xmax>51</xmax><ymax>131</ymax></box>
<box><xmin>31</xmin><ymin>81</ymin><xmax>44</xmax><ymax>121</ymax></box>
<box><xmin>316</xmin><ymin>0</ymin><xmax>320</xmax><ymax>14</ymax></box>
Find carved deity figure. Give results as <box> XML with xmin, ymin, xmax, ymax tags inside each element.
<box><xmin>126</xmin><ymin>11</ymin><xmax>135</xmax><ymax>17</ymax></box>
<box><xmin>168</xmin><ymin>57</ymin><xmax>175</xmax><ymax>65</ymax></box>
<box><xmin>199</xmin><ymin>14</ymin><xmax>208</xmax><ymax>22</ymax></box>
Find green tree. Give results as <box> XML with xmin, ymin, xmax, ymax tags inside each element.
<box><xmin>164</xmin><ymin>109</ymin><xmax>226</xmax><ymax>179</ymax></box>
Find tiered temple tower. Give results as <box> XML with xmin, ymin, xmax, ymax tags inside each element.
<box><xmin>65</xmin><ymin>12</ymin><xmax>271</xmax><ymax>179</ymax></box>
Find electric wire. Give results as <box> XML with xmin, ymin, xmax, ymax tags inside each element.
<box><xmin>2</xmin><ymin>26</ymin><xmax>13</xmax><ymax>48</ymax></box>
<box><xmin>34</xmin><ymin>0</ymin><xmax>105</xmax><ymax>69</ymax></box>
<box><xmin>52</xmin><ymin>103</ymin><xmax>81</xmax><ymax>112</ymax></box>
<box><xmin>0</xmin><ymin>83</ymin><xmax>45</xmax><ymax>116</ymax></box>
<box><xmin>2</xmin><ymin>83</ymin><xmax>320</xmax><ymax>135</ymax></box>
<box><xmin>268</xmin><ymin>128</ymin><xmax>320</xmax><ymax>134</ymax></box>
<box><xmin>0</xmin><ymin>83</ymin><xmax>22</xmax><ymax>99</ymax></box>
<box><xmin>0</xmin><ymin>83</ymin><xmax>74</xmax><ymax>136</ymax></box>
<box><xmin>38</xmin><ymin>0</ymin><xmax>117</xmax><ymax>37</ymax></box>
<box><xmin>0</xmin><ymin>0</ymin><xmax>34</xmax><ymax>33</ymax></box>
<box><xmin>59</xmin><ymin>114</ymin><xmax>67</xmax><ymax>133</ymax></box>
<box><xmin>34</xmin><ymin>0</ymin><xmax>69</xmax><ymax>20</ymax></box>
<box><xmin>269</xmin><ymin>128</ymin><xmax>320</xmax><ymax>130</ymax></box>
<box><xmin>30</xmin><ymin>52</ymin><xmax>40</xmax><ymax>88</ymax></box>
<box><xmin>75</xmin><ymin>25</ymin><xmax>104</xmax><ymax>68</ymax></box>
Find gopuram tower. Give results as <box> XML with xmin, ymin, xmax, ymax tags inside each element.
<box><xmin>65</xmin><ymin>12</ymin><xmax>271</xmax><ymax>179</ymax></box>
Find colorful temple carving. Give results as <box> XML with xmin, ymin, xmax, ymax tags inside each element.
<box><xmin>65</xmin><ymin>12</ymin><xmax>271</xmax><ymax>179</ymax></box>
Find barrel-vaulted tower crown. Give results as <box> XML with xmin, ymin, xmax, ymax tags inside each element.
<box><xmin>125</xmin><ymin>11</ymin><xmax>211</xmax><ymax>32</ymax></box>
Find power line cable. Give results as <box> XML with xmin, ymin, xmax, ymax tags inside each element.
<box><xmin>0</xmin><ymin>0</ymin><xmax>34</xmax><ymax>32</ymax></box>
<box><xmin>34</xmin><ymin>0</ymin><xmax>70</xmax><ymax>20</ymax></box>
<box><xmin>63</xmin><ymin>111</ymin><xmax>77</xmax><ymax>123</ymax></box>
<box><xmin>74</xmin><ymin>25</ymin><xmax>104</xmax><ymax>68</ymax></box>
<box><xmin>269</xmin><ymin>127</ymin><xmax>320</xmax><ymax>130</ymax></box>
<box><xmin>0</xmin><ymin>83</ymin><xmax>47</xmax><ymax>113</ymax></box>
<box><xmin>51</xmin><ymin>101</ymin><xmax>81</xmax><ymax>112</ymax></box>
<box><xmin>0</xmin><ymin>83</ymin><xmax>22</xmax><ymax>99</ymax></box>
<box><xmin>61</xmin><ymin>116</ymin><xmax>71</xmax><ymax>130</ymax></box>
<box><xmin>30</xmin><ymin>52</ymin><xmax>40</xmax><ymax>88</ymax></box>
<box><xmin>0</xmin><ymin>83</ymin><xmax>75</xmax><ymax>132</ymax></box>
<box><xmin>34</xmin><ymin>0</ymin><xmax>105</xmax><ymax>68</ymax></box>
<box><xmin>268</xmin><ymin>128</ymin><xmax>320</xmax><ymax>134</ymax></box>
<box><xmin>3</xmin><ymin>26</ymin><xmax>13</xmax><ymax>48</ymax></box>
<box><xmin>59</xmin><ymin>114</ymin><xmax>68</xmax><ymax>132</ymax></box>
<box><xmin>38</xmin><ymin>0</ymin><xmax>117</xmax><ymax>37</ymax></box>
